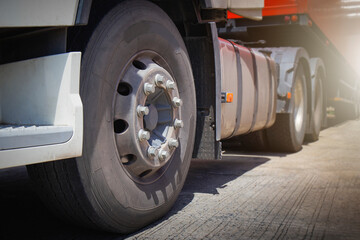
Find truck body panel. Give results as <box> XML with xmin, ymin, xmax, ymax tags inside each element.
<box><xmin>0</xmin><ymin>0</ymin><xmax>80</xmax><ymax>27</ymax></box>
<box><xmin>0</xmin><ymin>53</ymin><xmax>83</xmax><ymax>169</ymax></box>
<box><xmin>229</xmin><ymin>0</ymin><xmax>360</xmax><ymax>77</ymax></box>
<box><xmin>201</xmin><ymin>0</ymin><xmax>264</xmax><ymax>20</ymax></box>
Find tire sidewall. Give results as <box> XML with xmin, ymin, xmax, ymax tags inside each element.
<box><xmin>312</xmin><ymin>72</ymin><xmax>323</xmax><ymax>139</ymax></box>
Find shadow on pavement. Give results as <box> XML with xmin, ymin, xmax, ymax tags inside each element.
<box><xmin>183</xmin><ymin>155</ymin><xmax>270</xmax><ymax>194</ymax></box>
<box><xmin>127</xmin><ymin>155</ymin><xmax>270</xmax><ymax>237</ymax></box>
<box><xmin>0</xmin><ymin>154</ymin><xmax>269</xmax><ymax>240</ymax></box>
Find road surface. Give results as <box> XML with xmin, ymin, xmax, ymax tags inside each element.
<box><xmin>1</xmin><ymin>120</ymin><xmax>360</xmax><ymax>239</ymax></box>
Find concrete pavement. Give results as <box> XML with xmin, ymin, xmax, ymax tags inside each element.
<box><xmin>1</xmin><ymin>120</ymin><xmax>360</xmax><ymax>239</ymax></box>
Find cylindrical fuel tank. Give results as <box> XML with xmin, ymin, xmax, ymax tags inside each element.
<box><xmin>219</xmin><ymin>38</ymin><xmax>277</xmax><ymax>139</ymax></box>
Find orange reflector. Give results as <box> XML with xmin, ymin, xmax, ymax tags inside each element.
<box><xmin>291</xmin><ymin>15</ymin><xmax>298</xmax><ymax>22</ymax></box>
<box><xmin>226</xmin><ymin>93</ymin><xmax>234</xmax><ymax>103</ymax></box>
<box><xmin>287</xmin><ymin>92</ymin><xmax>292</xmax><ymax>99</ymax></box>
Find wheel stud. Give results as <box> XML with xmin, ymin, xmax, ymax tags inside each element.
<box><xmin>137</xmin><ymin>105</ymin><xmax>149</xmax><ymax>117</ymax></box>
<box><xmin>155</xmin><ymin>74</ymin><xmax>165</xmax><ymax>86</ymax></box>
<box><xmin>174</xmin><ymin>119</ymin><xmax>184</xmax><ymax>129</ymax></box>
<box><xmin>172</xmin><ymin>97</ymin><xmax>182</xmax><ymax>108</ymax></box>
<box><xmin>144</xmin><ymin>83</ymin><xmax>155</xmax><ymax>95</ymax></box>
<box><xmin>166</xmin><ymin>80</ymin><xmax>175</xmax><ymax>90</ymax></box>
<box><xmin>138</xmin><ymin>129</ymin><xmax>150</xmax><ymax>141</ymax></box>
<box><xmin>158</xmin><ymin>149</ymin><xmax>169</xmax><ymax>161</ymax></box>
<box><xmin>147</xmin><ymin>146</ymin><xmax>157</xmax><ymax>158</ymax></box>
<box><xmin>168</xmin><ymin>138</ymin><xmax>179</xmax><ymax>148</ymax></box>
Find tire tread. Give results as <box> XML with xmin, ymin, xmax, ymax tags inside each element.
<box><xmin>265</xmin><ymin>114</ymin><xmax>301</xmax><ymax>152</ymax></box>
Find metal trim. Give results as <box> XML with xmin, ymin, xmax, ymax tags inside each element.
<box><xmin>227</xmin><ymin>40</ymin><xmax>243</xmax><ymax>139</ymax></box>
<box><xmin>75</xmin><ymin>0</ymin><xmax>93</xmax><ymax>25</ymax></box>
<box><xmin>210</xmin><ymin>23</ymin><xmax>222</xmax><ymax>141</ymax></box>
<box><xmin>248</xmin><ymin>48</ymin><xmax>259</xmax><ymax>133</ymax></box>
<box><xmin>264</xmin><ymin>54</ymin><xmax>274</xmax><ymax>127</ymax></box>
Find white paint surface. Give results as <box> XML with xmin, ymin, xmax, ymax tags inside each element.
<box><xmin>0</xmin><ymin>0</ymin><xmax>79</xmax><ymax>27</ymax></box>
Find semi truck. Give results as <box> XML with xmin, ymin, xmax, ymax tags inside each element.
<box><xmin>0</xmin><ymin>0</ymin><xmax>359</xmax><ymax>234</ymax></box>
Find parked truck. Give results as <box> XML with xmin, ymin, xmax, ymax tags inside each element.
<box><xmin>0</xmin><ymin>0</ymin><xmax>359</xmax><ymax>234</ymax></box>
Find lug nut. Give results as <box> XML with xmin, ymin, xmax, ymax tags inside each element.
<box><xmin>172</xmin><ymin>97</ymin><xmax>182</xmax><ymax>108</ymax></box>
<box><xmin>174</xmin><ymin>119</ymin><xmax>184</xmax><ymax>129</ymax></box>
<box><xmin>147</xmin><ymin>146</ymin><xmax>157</xmax><ymax>158</ymax></box>
<box><xmin>168</xmin><ymin>138</ymin><xmax>179</xmax><ymax>148</ymax></box>
<box><xmin>166</xmin><ymin>80</ymin><xmax>176</xmax><ymax>90</ymax></box>
<box><xmin>138</xmin><ymin>129</ymin><xmax>150</xmax><ymax>141</ymax></box>
<box><xmin>144</xmin><ymin>83</ymin><xmax>155</xmax><ymax>95</ymax></box>
<box><xmin>158</xmin><ymin>149</ymin><xmax>169</xmax><ymax>161</ymax></box>
<box><xmin>155</xmin><ymin>74</ymin><xmax>165</xmax><ymax>86</ymax></box>
<box><xmin>137</xmin><ymin>105</ymin><xmax>149</xmax><ymax>117</ymax></box>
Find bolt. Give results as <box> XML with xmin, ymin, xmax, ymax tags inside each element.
<box><xmin>172</xmin><ymin>97</ymin><xmax>182</xmax><ymax>108</ymax></box>
<box><xmin>168</xmin><ymin>138</ymin><xmax>179</xmax><ymax>148</ymax></box>
<box><xmin>155</xmin><ymin>74</ymin><xmax>165</xmax><ymax>86</ymax></box>
<box><xmin>137</xmin><ymin>105</ymin><xmax>149</xmax><ymax>117</ymax></box>
<box><xmin>166</xmin><ymin>80</ymin><xmax>176</xmax><ymax>90</ymax></box>
<box><xmin>158</xmin><ymin>149</ymin><xmax>169</xmax><ymax>161</ymax></box>
<box><xmin>144</xmin><ymin>83</ymin><xmax>155</xmax><ymax>95</ymax></box>
<box><xmin>147</xmin><ymin>146</ymin><xmax>157</xmax><ymax>158</ymax></box>
<box><xmin>174</xmin><ymin>119</ymin><xmax>184</xmax><ymax>129</ymax></box>
<box><xmin>138</xmin><ymin>129</ymin><xmax>150</xmax><ymax>141</ymax></box>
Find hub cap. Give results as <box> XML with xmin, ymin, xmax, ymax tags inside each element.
<box><xmin>113</xmin><ymin>52</ymin><xmax>182</xmax><ymax>179</ymax></box>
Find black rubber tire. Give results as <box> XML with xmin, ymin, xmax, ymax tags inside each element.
<box><xmin>305</xmin><ymin>67</ymin><xmax>324</xmax><ymax>142</ymax></box>
<box><xmin>266</xmin><ymin>63</ymin><xmax>308</xmax><ymax>152</ymax></box>
<box><xmin>27</xmin><ymin>0</ymin><xmax>196</xmax><ymax>233</ymax></box>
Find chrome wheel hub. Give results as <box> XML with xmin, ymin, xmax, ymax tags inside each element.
<box><xmin>113</xmin><ymin>53</ymin><xmax>183</xmax><ymax>178</ymax></box>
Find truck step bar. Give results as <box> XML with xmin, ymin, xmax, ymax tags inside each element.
<box><xmin>0</xmin><ymin>53</ymin><xmax>83</xmax><ymax>169</ymax></box>
<box><xmin>0</xmin><ymin>125</ymin><xmax>73</xmax><ymax>150</ymax></box>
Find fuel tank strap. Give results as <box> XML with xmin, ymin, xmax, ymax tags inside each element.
<box><xmin>264</xmin><ymin>54</ymin><xmax>274</xmax><ymax>128</ymax></box>
<box><xmin>247</xmin><ymin>48</ymin><xmax>259</xmax><ymax>134</ymax></box>
<box><xmin>227</xmin><ymin>40</ymin><xmax>243</xmax><ymax>139</ymax></box>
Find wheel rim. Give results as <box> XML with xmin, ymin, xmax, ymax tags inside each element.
<box><xmin>294</xmin><ymin>75</ymin><xmax>305</xmax><ymax>133</ymax></box>
<box><xmin>113</xmin><ymin>51</ymin><xmax>183</xmax><ymax>180</ymax></box>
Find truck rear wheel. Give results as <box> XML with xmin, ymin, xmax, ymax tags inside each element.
<box><xmin>266</xmin><ymin>62</ymin><xmax>308</xmax><ymax>152</ymax></box>
<box><xmin>27</xmin><ymin>0</ymin><xmax>196</xmax><ymax>233</ymax></box>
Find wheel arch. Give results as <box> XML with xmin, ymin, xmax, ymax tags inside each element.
<box><xmin>264</xmin><ymin>47</ymin><xmax>311</xmax><ymax>114</ymax></box>
<box><xmin>68</xmin><ymin>0</ymin><xmax>195</xmax><ymax>51</ymax></box>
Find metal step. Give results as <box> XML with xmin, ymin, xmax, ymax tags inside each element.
<box><xmin>0</xmin><ymin>125</ymin><xmax>73</xmax><ymax>150</ymax></box>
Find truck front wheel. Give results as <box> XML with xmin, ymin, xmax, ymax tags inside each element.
<box><xmin>27</xmin><ymin>0</ymin><xmax>196</xmax><ymax>233</ymax></box>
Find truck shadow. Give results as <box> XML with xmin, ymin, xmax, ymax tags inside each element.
<box><xmin>127</xmin><ymin>155</ymin><xmax>270</xmax><ymax>238</ymax></box>
<box><xmin>182</xmin><ymin>155</ymin><xmax>270</xmax><ymax>194</ymax></box>
<box><xmin>0</xmin><ymin>154</ymin><xmax>270</xmax><ymax>240</ymax></box>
